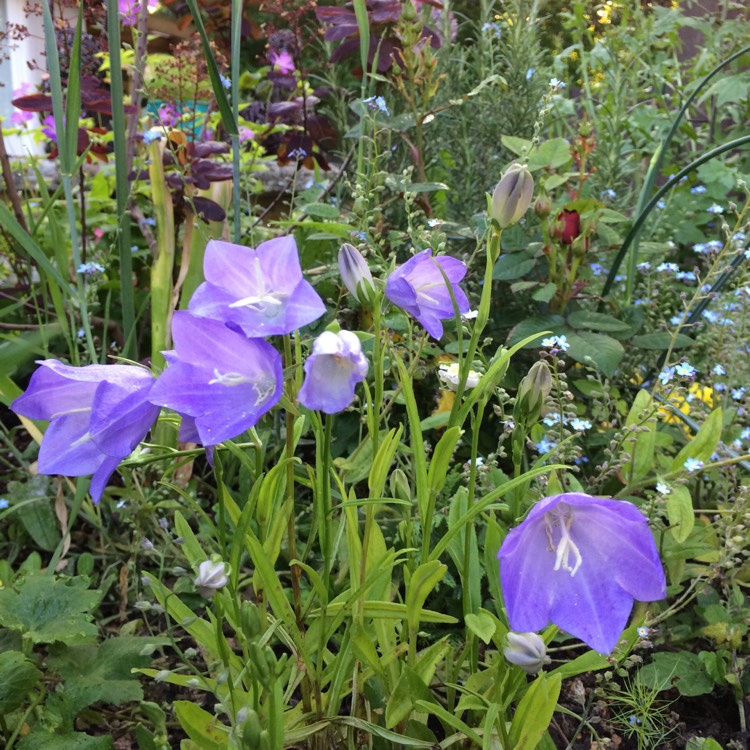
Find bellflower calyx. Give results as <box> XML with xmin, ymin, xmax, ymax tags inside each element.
<box><xmin>385</xmin><ymin>249</ymin><xmax>470</xmax><ymax>339</ymax></box>
<box><xmin>148</xmin><ymin>312</ymin><xmax>282</xmax><ymax>445</ymax></box>
<box><xmin>189</xmin><ymin>237</ymin><xmax>325</xmax><ymax>337</ymax></box>
<box><xmin>498</xmin><ymin>492</ymin><xmax>666</xmax><ymax>654</ymax></box>
<box><xmin>298</xmin><ymin>330</ymin><xmax>369</xmax><ymax>414</ymax></box>
<box><xmin>11</xmin><ymin>361</ymin><xmax>159</xmax><ymax>503</ymax></box>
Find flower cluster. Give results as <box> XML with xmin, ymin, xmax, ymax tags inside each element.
<box><xmin>12</xmin><ymin>238</ymin><xmax>470</xmax><ymax>502</ymax></box>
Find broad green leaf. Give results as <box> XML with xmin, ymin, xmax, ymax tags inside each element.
<box><xmin>406</xmin><ymin>182</ymin><xmax>450</xmax><ymax>192</ymax></box>
<box><xmin>567</xmin><ymin>310</ymin><xmax>631</xmax><ymax>333</ymax></box>
<box><xmin>532</xmin><ymin>283</ymin><xmax>557</xmax><ymax>302</ymax></box>
<box><xmin>671</xmin><ymin>407</ymin><xmax>723</xmax><ymax>471</ymax></box>
<box><xmin>637</xmin><ymin>651</ymin><xmax>714</xmax><ymax>696</ymax></box>
<box><xmin>493</xmin><ymin>253</ymin><xmax>537</xmax><ymax>281</ymax></box>
<box><xmin>0</xmin><ymin>575</ymin><xmax>99</xmax><ymax>644</ymax></box>
<box><xmin>174</xmin><ymin>701</ymin><xmax>228</xmax><ymax>749</ymax></box>
<box><xmin>621</xmin><ymin>390</ymin><xmax>657</xmax><ymax>482</ymax></box>
<box><xmin>632</xmin><ymin>332</ymin><xmax>695</xmax><ymax>349</ymax></box>
<box><xmin>0</xmin><ymin>650</ymin><xmax>40</xmax><ymax>713</ymax></box>
<box><xmin>564</xmin><ymin>331</ymin><xmax>624</xmax><ymax>378</ymax></box>
<box><xmin>6</xmin><ymin>476</ymin><xmax>59</xmax><ymax>551</ymax></box>
<box><xmin>465</xmin><ymin>612</ymin><xmax>496</xmax><ymax>644</ymax></box>
<box><xmin>508</xmin><ymin>672</ymin><xmax>562</xmax><ymax>749</ymax></box>
<box><xmin>686</xmin><ymin>738</ymin><xmax>724</xmax><ymax>750</ymax></box>
<box><xmin>300</xmin><ymin>203</ymin><xmax>341</xmax><ymax>219</ymax></box>
<box><xmin>47</xmin><ymin>636</ymin><xmax>167</xmax><ymax>718</ymax></box>
<box><xmin>385</xmin><ymin>663</ymin><xmax>436</xmax><ymax>728</ymax></box>
<box><xmin>666</xmin><ymin>486</ymin><xmax>695</xmax><ymax>543</ymax></box>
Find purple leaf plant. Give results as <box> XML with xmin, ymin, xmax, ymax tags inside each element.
<box><xmin>10</xmin><ymin>361</ymin><xmax>160</xmax><ymax>503</ymax></box>
<box><xmin>385</xmin><ymin>249</ymin><xmax>469</xmax><ymax>339</ymax></box>
<box><xmin>498</xmin><ymin>492</ymin><xmax>666</xmax><ymax>654</ymax></box>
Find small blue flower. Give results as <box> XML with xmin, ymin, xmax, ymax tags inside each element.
<box><xmin>363</xmin><ymin>96</ymin><xmax>389</xmax><ymax>115</ymax></box>
<box><xmin>690</xmin><ymin>185</ymin><xmax>706</xmax><ymax>195</ymax></box>
<box><xmin>684</xmin><ymin>457</ymin><xmax>704</xmax><ymax>472</ymax></box>
<box><xmin>637</xmin><ymin>261</ymin><xmax>651</xmax><ymax>271</ymax></box>
<box><xmin>655</xmin><ymin>481</ymin><xmax>670</xmax><ymax>495</ymax></box>
<box><xmin>590</xmin><ymin>262</ymin><xmax>605</xmax><ymax>276</ymax></box>
<box><xmin>732</xmin><ymin>231</ymin><xmax>746</xmax><ymax>247</ymax></box>
<box><xmin>629</xmin><ymin>716</ymin><xmax>643</xmax><ymax>726</ymax></box>
<box><xmin>542</xmin><ymin>413</ymin><xmax>562</xmax><ymax>427</ymax></box>
<box><xmin>601</xmin><ymin>189</ymin><xmax>617</xmax><ymax>200</ymax></box>
<box><xmin>549</xmin><ymin>77</ymin><xmax>565</xmax><ymax>88</ymax></box>
<box><xmin>712</xmin><ymin>364</ymin><xmax>726</xmax><ymax>376</ymax></box>
<box><xmin>288</xmin><ymin>147</ymin><xmax>308</xmax><ymax>160</ymax></box>
<box><xmin>741</xmin><ymin>427</ymin><xmax>750</xmax><ymax>440</ymax></box>
<box><xmin>655</xmin><ymin>199</ymin><xmax>666</xmax><ymax>209</ymax></box>
<box><xmin>143</xmin><ymin>217</ymin><xmax>157</xmax><ymax>226</ymax></box>
<box><xmin>732</xmin><ymin>438</ymin><xmax>743</xmax><ymax>450</ymax></box>
<box><xmin>569</xmin><ymin>418</ymin><xmax>592</xmax><ymax>431</ymax></box>
<box><xmin>675</xmin><ymin>362</ymin><xmax>696</xmax><ymax>379</ymax></box>
<box><xmin>219</xmin><ymin>74</ymin><xmax>231</xmax><ymax>90</ymax></box>
<box><xmin>702</xmin><ymin>310</ymin><xmax>719</xmax><ymax>323</ymax></box>
<box><xmin>526</xmin><ymin>67</ymin><xmax>536</xmax><ymax>81</ymax></box>
<box><xmin>143</xmin><ymin>130</ymin><xmax>161</xmax><ymax>145</ymax></box>
<box><xmin>636</xmin><ymin>626</ymin><xmax>650</xmax><ymax>638</ymax></box>
<box><xmin>535</xmin><ymin>438</ymin><xmax>557</xmax><ymax>454</ymax></box>
<box><xmin>0</xmin><ymin>498</ymin><xmax>8</xmax><ymax>510</ymax></box>
<box><xmin>715</xmin><ymin>382</ymin><xmax>727</xmax><ymax>393</ymax></box>
<box><xmin>656</xmin><ymin>262</ymin><xmax>679</xmax><ymax>273</ymax></box>
<box><xmin>706</xmin><ymin>240</ymin><xmax>722</xmax><ymax>252</ymax></box>
<box><xmin>692</xmin><ymin>243</ymin><xmax>708</xmax><ymax>254</ymax></box>
<box><xmin>658</xmin><ymin>367</ymin><xmax>675</xmax><ymax>385</ymax></box>
<box><xmin>77</xmin><ymin>262</ymin><xmax>105</xmax><ymax>276</ymax></box>
<box><xmin>707</xmin><ymin>204</ymin><xmax>723</xmax><ymax>215</ymax></box>
<box><xmin>77</xmin><ymin>328</ymin><xmax>85</xmax><ymax>339</ymax></box>
<box><xmin>541</xmin><ymin>335</ymin><xmax>570</xmax><ymax>352</ymax></box>
<box><xmin>670</xmin><ymin>315</ymin><xmax>683</xmax><ymax>326</ymax></box>
<box><xmin>675</xmin><ymin>271</ymin><xmax>696</xmax><ymax>282</ymax></box>
<box><xmin>731</xmin><ymin>387</ymin><xmax>746</xmax><ymax>401</ymax></box>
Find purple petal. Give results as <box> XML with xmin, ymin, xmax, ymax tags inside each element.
<box><xmin>37</xmin><ymin>412</ymin><xmax>103</xmax><ymax>476</ymax></box>
<box><xmin>89</xmin><ymin>456</ymin><xmax>123</xmax><ymax>503</ymax></box>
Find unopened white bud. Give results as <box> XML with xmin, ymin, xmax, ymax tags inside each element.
<box><xmin>194</xmin><ymin>560</ymin><xmax>228</xmax><ymax>599</ymax></box>
<box><xmin>503</xmin><ymin>631</ymin><xmax>551</xmax><ymax>674</ymax></box>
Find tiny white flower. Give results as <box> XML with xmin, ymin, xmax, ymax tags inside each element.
<box><xmin>439</xmin><ymin>362</ymin><xmax>481</xmax><ymax>391</ymax></box>
<box><xmin>194</xmin><ymin>560</ymin><xmax>229</xmax><ymax>598</ymax></box>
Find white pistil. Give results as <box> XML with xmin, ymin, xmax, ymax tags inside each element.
<box><xmin>553</xmin><ymin>515</ymin><xmax>582</xmax><ymax>577</ymax></box>
<box><xmin>208</xmin><ymin>370</ymin><xmax>250</xmax><ymax>387</ymax></box>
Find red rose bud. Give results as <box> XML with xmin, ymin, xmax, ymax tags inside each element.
<box><xmin>552</xmin><ymin>209</ymin><xmax>581</xmax><ymax>245</ymax></box>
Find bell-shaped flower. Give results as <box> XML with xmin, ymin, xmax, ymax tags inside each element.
<box><xmin>10</xmin><ymin>361</ymin><xmax>159</xmax><ymax>503</ymax></box>
<box><xmin>148</xmin><ymin>312</ymin><xmax>283</xmax><ymax>445</ymax></box>
<box><xmin>297</xmin><ymin>330</ymin><xmax>369</xmax><ymax>414</ymax></box>
<box><xmin>498</xmin><ymin>492</ymin><xmax>666</xmax><ymax>654</ymax></box>
<box><xmin>188</xmin><ymin>237</ymin><xmax>326</xmax><ymax>337</ymax></box>
<box><xmin>385</xmin><ymin>249</ymin><xmax>470</xmax><ymax>339</ymax></box>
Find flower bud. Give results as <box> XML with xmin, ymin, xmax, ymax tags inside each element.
<box><xmin>504</xmin><ymin>631</ymin><xmax>550</xmax><ymax>674</ymax></box>
<box><xmin>338</xmin><ymin>243</ymin><xmax>375</xmax><ymax>304</ymax></box>
<box><xmin>390</xmin><ymin>468</ymin><xmax>412</xmax><ymax>503</ymax></box>
<box><xmin>194</xmin><ymin>560</ymin><xmax>228</xmax><ymax>599</ymax></box>
<box><xmin>490</xmin><ymin>163</ymin><xmax>534</xmax><ymax>228</ymax></box>
<box><xmin>438</xmin><ymin>362</ymin><xmax>481</xmax><ymax>391</ymax></box>
<box><xmin>551</xmin><ymin>209</ymin><xmax>581</xmax><ymax>245</ymax></box>
<box><xmin>534</xmin><ymin>194</ymin><xmax>551</xmax><ymax>218</ymax></box>
<box><xmin>514</xmin><ymin>360</ymin><xmax>552</xmax><ymax>425</ymax></box>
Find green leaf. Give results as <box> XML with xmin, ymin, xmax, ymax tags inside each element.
<box><xmin>686</xmin><ymin>738</ymin><xmax>724</xmax><ymax>750</ymax></box>
<box><xmin>174</xmin><ymin>701</ymin><xmax>228</xmax><ymax>749</ymax></box>
<box><xmin>671</xmin><ymin>407</ymin><xmax>723</xmax><ymax>471</ymax></box>
<box><xmin>637</xmin><ymin>651</ymin><xmax>714</xmax><ymax>696</ymax></box>
<box><xmin>532</xmin><ymin>283</ymin><xmax>557</xmax><ymax>302</ymax></box>
<box><xmin>0</xmin><ymin>575</ymin><xmax>99</xmax><ymax>644</ymax></box>
<box><xmin>427</xmin><ymin>426</ymin><xmax>463</xmax><ymax>497</ymax></box>
<box><xmin>508</xmin><ymin>672</ymin><xmax>562</xmax><ymax>749</ymax></box>
<box><xmin>0</xmin><ymin>650</ymin><xmax>40</xmax><ymax>713</ymax></box>
<box><xmin>500</xmin><ymin>137</ymin><xmax>571</xmax><ymax>171</ymax></box>
<box><xmin>632</xmin><ymin>332</ymin><xmax>695</xmax><ymax>349</ymax></box>
<box><xmin>507</xmin><ymin>315</ymin><xmax>565</xmax><ymax>347</ymax></box>
<box><xmin>567</xmin><ymin>310</ymin><xmax>631</xmax><ymax>333</ymax></box>
<box><xmin>564</xmin><ymin>331</ymin><xmax>624</xmax><ymax>378</ymax></box>
<box><xmin>406</xmin><ymin>181</ymin><xmax>450</xmax><ymax>192</ymax></box>
<box><xmin>18</xmin><ymin>733</ymin><xmax>113</xmax><ymax>750</ymax></box>
<box><xmin>493</xmin><ymin>252</ymin><xmax>537</xmax><ymax>281</ymax></box>
<box><xmin>621</xmin><ymin>390</ymin><xmax>657</xmax><ymax>482</ymax></box>
<box><xmin>47</xmin><ymin>636</ymin><xmax>167</xmax><ymax>718</ymax></box>
<box><xmin>300</xmin><ymin>203</ymin><xmax>341</xmax><ymax>219</ymax></box>
<box><xmin>465</xmin><ymin>612</ymin><xmax>496</xmax><ymax>644</ymax></box>
<box><xmin>6</xmin><ymin>476</ymin><xmax>60</xmax><ymax>551</ymax></box>
<box><xmin>406</xmin><ymin>562</ymin><xmax>447</xmax><ymax>635</ymax></box>
<box><xmin>666</xmin><ymin>486</ymin><xmax>695</xmax><ymax>543</ymax></box>
<box><xmin>385</xmin><ymin>664</ymin><xmax>436</xmax><ymax>729</ymax></box>
<box><xmin>548</xmin><ymin>649</ymin><xmax>611</xmax><ymax>680</ymax></box>
<box><xmin>369</xmin><ymin>426</ymin><xmax>404</xmax><ymax>498</ymax></box>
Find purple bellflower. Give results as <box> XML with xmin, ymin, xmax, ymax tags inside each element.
<box><xmin>188</xmin><ymin>237</ymin><xmax>325</xmax><ymax>337</ymax></box>
<box><xmin>498</xmin><ymin>492</ymin><xmax>666</xmax><ymax>654</ymax></box>
<box><xmin>385</xmin><ymin>249</ymin><xmax>470</xmax><ymax>339</ymax></box>
<box><xmin>11</xmin><ymin>361</ymin><xmax>159</xmax><ymax>503</ymax></box>
<box><xmin>148</xmin><ymin>312</ymin><xmax>282</xmax><ymax>445</ymax></box>
<box><xmin>298</xmin><ymin>330</ymin><xmax>369</xmax><ymax>414</ymax></box>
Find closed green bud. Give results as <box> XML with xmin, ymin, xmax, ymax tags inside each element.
<box><xmin>514</xmin><ymin>360</ymin><xmax>552</xmax><ymax>425</ymax></box>
<box><xmin>503</xmin><ymin>631</ymin><xmax>550</xmax><ymax>674</ymax></box>
<box><xmin>490</xmin><ymin>163</ymin><xmax>534</xmax><ymax>228</ymax></box>
<box><xmin>338</xmin><ymin>243</ymin><xmax>375</xmax><ymax>304</ymax></box>
<box><xmin>390</xmin><ymin>468</ymin><xmax>412</xmax><ymax>503</ymax></box>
